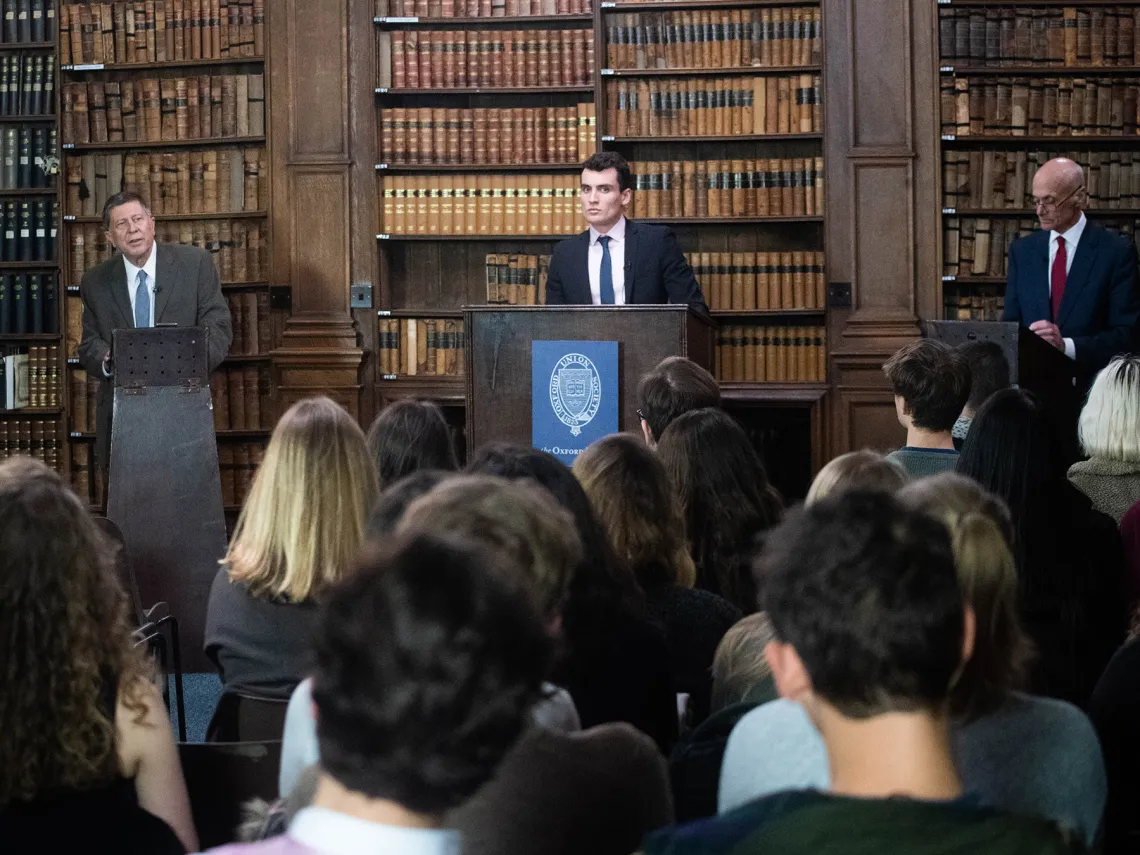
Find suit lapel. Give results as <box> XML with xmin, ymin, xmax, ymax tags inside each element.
<box><xmin>109</xmin><ymin>256</ymin><xmax>133</xmax><ymax>327</ymax></box>
<box><xmin>574</xmin><ymin>230</ymin><xmax>591</xmax><ymax>303</ymax></box>
<box><xmin>1056</xmin><ymin>225</ymin><xmax>1099</xmax><ymax>328</ymax></box>
<box><xmin>1024</xmin><ymin>230</ymin><xmax>1051</xmax><ymax>323</ymax></box>
<box><xmin>623</xmin><ymin>220</ymin><xmax>639</xmax><ymax>304</ymax></box>
<box><xmin>154</xmin><ymin>244</ymin><xmax>176</xmax><ymax>323</ymax></box>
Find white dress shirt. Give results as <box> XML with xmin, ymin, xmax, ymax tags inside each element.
<box><xmin>1048</xmin><ymin>212</ymin><xmax>1085</xmax><ymax>361</ymax></box>
<box><xmin>286</xmin><ymin>807</ymin><xmax>460</xmax><ymax>855</ymax></box>
<box><xmin>588</xmin><ymin>216</ymin><xmax>627</xmax><ymax>305</ymax></box>
<box><xmin>123</xmin><ymin>244</ymin><xmax>158</xmax><ymax>328</ymax></box>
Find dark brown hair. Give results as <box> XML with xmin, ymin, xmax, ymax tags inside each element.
<box><xmin>636</xmin><ymin>356</ymin><xmax>721</xmax><ymax>443</ymax></box>
<box><xmin>366</xmin><ymin>399</ymin><xmax>458</xmax><ymax>486</ymax></box>
<box><xmin>582</xmin><ymin>151</ymin><xmax>633</xmax><ymax>192</ymax></box>
<box><xmin>882</xmin><ymin>339</ymin><xmax>971</xmax><ymax>432</ymax></box>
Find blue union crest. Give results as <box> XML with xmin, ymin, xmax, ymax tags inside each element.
<box><xmin>549</xmin><ymin>353</ymin><xmax>602</xmax><ymax>436</ymax></box>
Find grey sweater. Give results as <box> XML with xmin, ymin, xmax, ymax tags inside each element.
<box><xmin>1067</xmin><ymin>457</ymin><xmax>1140</xmax><ymax>523</ymax></box>
<box><xmin>886</xmin><ymin>447</ymin><xmax>960</xmax><ymax>479</ymax></box>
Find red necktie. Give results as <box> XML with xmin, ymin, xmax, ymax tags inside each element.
<box><xmin>1051</xmin><ymin>236</ymin><xmax>1067</xmax><ymax>321</ymax></box>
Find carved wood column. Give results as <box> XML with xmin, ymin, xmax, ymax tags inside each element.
<box><xmin>824</xmin><ymin>0</ymin><xmax>939</xmax><ymax>454</ymax></box>
<box><xmin>269</xmin><ymin>0</ymin><xmax>370</xmax><ymax>419</ymax></box>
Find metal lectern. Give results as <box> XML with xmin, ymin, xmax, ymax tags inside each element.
<box><xmin>107</xmin><ymin>326</ymin><xmax>227</xmax><ymax>671</ymax></box>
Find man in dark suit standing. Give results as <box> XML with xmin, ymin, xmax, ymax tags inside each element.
<box><xmin>544</xmin><ymin>151</ymin><xmax>708</xmax><ymax>311</ymax></box>
<box><xmin>78</xmin><ymin>191</ymin><xmax>233</xmax><ymax>464</ymax></box>
<box><xmin>1003</xmin><ymin>157</ymin><xmax>1140</xmax><ymax>378</ymax></box>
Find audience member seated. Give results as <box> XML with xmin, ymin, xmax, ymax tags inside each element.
<box><xmin>636</xmin><ymin>356</ymin><xmax>721</xmax><ymax>447</ymax></box>
<box><xmin>364</xmin><ymin>468</ymin><xmax>456</xmax><ymax>539</ymax></box>
<box><xmin>1068</xmin><ymin>355</ymin><xmax>1140</xmax><ymax>522</ymax></box>
<box><xmin>646</xmin><ymin>492</ymin><xmax>1074</xmax><ymax>855</ymax></box>
<box><xmin>467</xmin><ymin>443</ymin><xmax>679</xmax><ymax>753</ymax></box>
<box><xmin>1122</xmin><ymin>499</ymin><xmax>1140</xmax><ymax>602</ymax></box>
<box><xmin>882</xmin><ymin>338</ymin><xmax>971</xmax><ymax>477</ymax></box>
<box><xmin>1089</xmin><ymin>624</ymin><xmax>1140</xmax><ymax>854</ymax></box>
<box><xmin>574</xmin><ymin>433</ymin><xmax>741</xmax><ymax>724</ymax></box>
<box><xmin>958</xmin><ymin>388</ymin><xmax>1127</xmax><ymax>708</ymax></box>
<box><xmin>656</xmin><ymin>408</ymin><xmax>783</xmax><ymax>614</ymax></box>
<box><xmin>364</xmin><ymin>398</ymin><xmax>459</xmax><ymax>486</ymax></box>
<box><xmin>669</xmin><ymin>613</ymin><xmax>779</xmax><ymax>822</ymax></box>
<box><xmin>0</xmin><ymin>457</ymin><xmax>196</xmax><ymax>854</ymax></box>
<box><xmin>279</xmin><ymin>476</ymin><xmax>674</xmax><ymax>855</ymax></box>
<box><xmin>952</xmin><ymin>341</ymin><xmax>1011</xmax><ymax>451</ymax></box>
<box><xmin>804</xmin><ymin>449</ymin><xmax>908</xmax><ymax>505</ymax></box>
<box><xmin>204</xmin><ymin>397</ymin><xmax>379</xmax><ymax>699</ymax></box>
<box><xmin>207</xmin><ymin>532</ymin><xmax>551</xmax><ymax>855</ymax></box>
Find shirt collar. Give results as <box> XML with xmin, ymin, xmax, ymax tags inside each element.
<box><xmin>1051</xmin><ymin>212</ymin><xmax>1087</xmax><ymax>248</ymax></box>
<box><xmin>289</xmin><ymin>807</ymin><xmax>460</xmax><ymax>855</ymax></box>
<box><xmin>122</xmin><ymin>243</ymin><xmax>158</xmax><ymax>286</ymax></box>
<box><xmin>589</xmin><ymin>216</ymin><xmax>626</xmax><ymax>246</ymax></box>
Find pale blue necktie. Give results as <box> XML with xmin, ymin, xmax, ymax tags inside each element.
<box><xmin>134</xmin><ymin>270</ymin><xmax>150</xmax><ymax>328</ymax></box>
<box><xmin>598</xmin><ymin>235</ymin><xmax>615</xmax><ymax>305</ymax></box>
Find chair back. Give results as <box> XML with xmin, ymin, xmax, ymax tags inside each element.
<box><xmin>208</xmin><ymin>691</ymin><xmax>291</xmax><ymax>743</ymax></box>
<box><xmin>179</xmin><ymin>740</ymin><xmax>283</xmax><ymax>849</ymax></box>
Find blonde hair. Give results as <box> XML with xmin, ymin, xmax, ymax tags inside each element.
<box><xmin>806</xmin><ymin>450</ymin><xmax>909</xmax><ymax>506</ymax></box>
<box><xmin>224</xmin><ymin>397</ymin><xmax>379</xmax><ymax>602</ymax></box>
<box><xmin>1079</xmin><ymin>355</ymin><xmax>1140</xmax><ymax>462</ymax></box>
<box><xmin>710</xmin><ymin>612</ymin><xmax>777</xmax><ymax>712</ymax></box>
<box><xmin>898</xmin><ymin>472</ymin><xmax>1033</xmax><ymax>720</ymax></box>
<box><xmin>397</xmin><ymin>475</ymin><xmax>582</xmax><ymax>618</ymax></box>
<box><xmin>573</xmin><ymin>433</ymin><xmax>696</xmax><ymax>590</ymax></box>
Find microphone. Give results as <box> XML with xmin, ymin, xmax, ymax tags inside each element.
<box><xmin>152</xmin><ymin>284</ymin><xmax>162</xmax><ymax>293</ymax></box>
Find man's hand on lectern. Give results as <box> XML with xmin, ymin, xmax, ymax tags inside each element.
<box><xmin>1029</xmin><ymin>320</ymin><xmax>1063</xmax><ymax>351</ymax></box>
<box><xmin>102</xmin><ymin>351</ymin><xmax>113</xmax><ymax>378</ymax></box>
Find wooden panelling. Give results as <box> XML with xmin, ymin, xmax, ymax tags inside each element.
<box><xmin>835</xmin><ymin>389</ymin><xmax>906</xmax><ymax>454</ymax></box>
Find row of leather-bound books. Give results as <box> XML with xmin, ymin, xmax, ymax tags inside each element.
<box><xmin>940</xmin><ymin>76</ymin><xmax>1140</xmax><ymax>137</ymax></box>
<box><xmin>59</xmin><ymin>0</ymin><xmax>264</xmax><ymax>66</ymax></box>
<box><xmin>1</xmin><ymin>344</ymin><xmax>59</xmax><ymax>408</ymax></box>
<box><xmin>0</xmin><ymin>54</ymin><xmax>55</xmax><ymax>116</ymax></box>
<box><xmin>377</xmin><ymin>318</ymin><xmax>466</xmax><ymax>377</ymax></box>
<box><xmin>605</xmin><ymin>75</ymin><xmax>821</xmax><ymax>137</ymax></box>
<box><xmin>939</xmin><ymin>7</ymin><xmax>1140</xmax><ymax>67</ymax></box>
<box><xmin>65</xmin><ymin>147</ymin><xmax>267</xmax><ymax>217</ymax></box>
<box><xmin>714</xmin><ymin>324</ymin><xmax>826</xmax><ymax>383</ymax></box>
<box><xmin>217</xmin><ymin>441</ymin><xmax>263</xmax><ymax>507</ymax></box>
<box><xmin>70</xmin><ymin>444</ymin><xmax>104</xmax><ymax>506</ymax></box>
<box><xmin>379</xmin><ymin>104</ymin><xmax>596</xmax><ymax>166</ymax></box>
<box><xmin>68</xmin><ymin>370</ymin><xmax>99</xmax><ymax>433</ymax></box>
<box><xmin>211</xmin><ymin>364</ymin><xmax>270</xmax><ymax>430</ymax></box>
<box><xmin>686</xmin><ymin>251</ymin><xmax>826</xmax><ymax>312</ymax></box>
<box><xmin>1</xmin><ymin>126</ymin><xmax>57</xmax><ymax>189</ymax></box>
<box><xmin>60</xmin><ymin>75</ymin><xmax>266</xmax><ymax>145</ymax></box>
<box><xmin>374</xmin><ymin>0</ymin><xmax>592</xmax><ymax>17</ymax></box>
<box><xmin>0</xmin><ymin>421</ymin><xmax>61</xmax><ymax>470</ymax></box>
<box><xmin>0</xmin><ymin>273</ymin><xmax>58</xmax><ymax>335</ymax></box>
<box><xmin>629</xmin><ymin>158</ymin><xmax>823</xmax><ymax>219</ymax></box>
<box><xmin>605</xmin><ymin>7</ymin><xmax>821</xmax><ymax>70</ymax></box>
<box><xmin>225</xmin><ymin>291</ymin><xmax>270</xmax><ymax>355</ymax></box>
<box><xmin>377</xmin><ymin>29</ymin><xmax>594</xmax><ymax>90</ymax></box>
<box><xmin>943</xmin><ymin>149</ymin><xmax>1140</xmax><ymax>211</ymax></box>
<box><xmin>381</xmin><ymin>175</ymin><xmax>587</xmax><ymax>236</ymax></box>
<box><xmin>485</xmin><ymin>253</ymin><xmax>549</xmax><ymax>306</ymax></box>
<box><xmin>943</xmin><ymin>285</ymin><xmax>1005</xmax><ymax>323</ymax></box>
<box><xmin>66</xmin><ymin>219</ymin><xmax>267</xmax><ymax>284</ymax></box>
<box><xmin>0</xmin><ymin>198</ymin><xmax>57</xmax><ymax>262</ymax></box>
<box><xmin>0</xmin><ymin>0</ymin><xmax>55</xmax><ymax>43</ymax></box>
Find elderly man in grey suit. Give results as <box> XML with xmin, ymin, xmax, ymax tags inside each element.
<box><xmin>78</xmin><ymin>190</ymin><xmax>232</xmax><ymax>464</ymax></box>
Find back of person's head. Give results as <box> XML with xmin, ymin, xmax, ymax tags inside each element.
<box><xmin>656</xmin><ymin>408</ymin><xmax>782</xmax><ymax>610</ymax></box>
<box><xmin>710</xmin><ymin>612</ymin><xmax>778</xmax><ymax>712</ymax></box>
<box><xmin>0</xmin><ymin>457</ymin><xmax>147</xmax><ymax>804</ymax></box>
<box><xmin>882</xmin><ymin>339</ymin><xmax>971</xmax><ymax>432</ymax></box>
<box><xmin>756</xmin><ymin>491</ymin><xmax>964</xmax><ymax>718</ymax></box>
<box><xmin>366</xmin><ymin>469</ymin><xmax>455</xmax><ymax>538</ymax></box>
<box><xmin>224</xmin><ymin>397</ymin><xmax>379</xmax><ymax>602</ymax></box>
<box><xmin>398</xmin><ymin>474</ymin><xmax>581</xmax><ymax>620</ymax></box>
<box><xmin>957</xmin><ymin>340</ymin><xmax>1011</xmax><ymax>416</ymax></box>
<box><xmin>805</xmin><ymin>450</ymin><xmax>909</xmax><ymax>506</ymax></box>
<box><xmin>636</xmin><ymin>356</ymin><xmax>721</xmax><ymax>444</ymax></box>
<box><xmin>1078</xmin><ymin>354</ymin><xmax>1140</xmax><ymax>463</ymax></box>
<box><xmin>312</xmin><ymin>533</ymin><xmax>551</xmax><ymax>814</ymax></box>
<box><xmin>366</xmin><ymin>399</ymin><xmax>459</xmax><ymax>486</ymax></box>
<box><xmin>573</xmin><ymin>433</ymin><xmax>695</xmax><ymax>590</ymax></box>
<box><xmin>898</xmin><ymin>473</ymin><xmax>1033</xmax><ymax>721</ymax></box>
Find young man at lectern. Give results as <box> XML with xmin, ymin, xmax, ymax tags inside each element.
<box><xmin>77</xmin><ymin>191</ymin><xmax>233</xmax><ymax>465</ymax></box>
<box><xmin>1003</xmin><ymin>157</ymin><xmax>1140</xmax><ymax>379</ymax></box>
<box><xmin>544</xmin><ymin>152</ymin><xmax>708</xmax><ymax>312</ymax></box>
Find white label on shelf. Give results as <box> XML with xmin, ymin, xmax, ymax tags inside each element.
<box><xmin>63</xmin><ymin>214</ymin><xmax>75</xmax><ymax>221</ymax></box>
<box><xmin>940</xmin><ymin>66</ymin><xmax>953</xmax><ymax>73</ymax></box>
<box><xmin>377</xmin><ymin>16</ymin><xmax>418</xmax><ymax>22</ymax></box>
<box><xmin>62</xmin><ymin>143</ymin><xmax>74</xmax><ymax>149</ymax></box>
<box><xmin>382</xmin><ymin>374</ymin><xmax>398</xmax><ymax>380</ymax></box>
<box><xmin>375</xmin><ymin>87</ymin><xmax>389</xmax><ymax>94</ymax></box>
<box><xmin>941</xmin><ymin>134</ymin><xmax>956</xmax><ymax>141</ymax></box>
<box><xmin>70</xmin><ymin>431</ymin><xmax>82</xmax><ymax>438</ymax></box>
<box><xmin>72</xmin><ymin>63</ymin><xmax>104</xmax><ymax>71</ymax></box>
<box><xmin>942</xmin><ymin>275</ymin><xmax>957</xmax><ymax>281</ymax></box>
<box><xmin>377</xmin><ymin>310</ymin><xmax>392</xmax><ymax>316</ymax></box>
<box><xmin>601</xmin><ymin>135</ymin><xmax>615</xmax><ymax>142</ymax></box>
<box><xmin>67</xmin><ymin>358</ymin><xmax>79</xmax><ymax>364</ymax></box>
<box><xmin>942</xmin><ymin>208</ymin><xmax>956</xmax><ymax>214</ymax></box>
<box><xmin>375</xmin><ymin>163</ymin><xmax>388</xmax><ymax>170</ymax></box>
<box><xmin>377</xmin><ymin>233</ymin><xmax>390</xmax><ymax>240</ymax></box>
<box><xmin>601</xmin><ymin>2</ymin><xmax>615</xmax><ymax>7</ymax></box>
<box><xmin>35</xmin><ymin>229</ymin><xmax>44</xmax><ymax>237</ymax></box>
<box><xmin>937</xmin><ymin>0</ymin><xmax>952</xmax><ymax>5</ymax></box>
<box><xmin>66</xmin><ymin>286</ymin><xmax>79</xmax><ymax>292</ymax></box>
<box><xmin>600</xmin><ymin>68</ymin><xmax>614</xmax><ymax>76</ymax></box>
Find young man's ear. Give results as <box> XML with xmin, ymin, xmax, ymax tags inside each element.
<box><xmin>765</xmin><ymin>640</ymin><xmax>813</xmax><ymax>702</ymax></box>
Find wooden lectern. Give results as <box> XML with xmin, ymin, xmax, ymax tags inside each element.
<box><xmin>922</xmin><ymin>320</ymin><xmax>1081</xmax><ymax>462</ymax></box>
<box><xmin>106</xmin><ymin>326</ymin><xmax>227</xmax><ymax>671</ymax></box>
<box><xmin>464</xmin><ymin>305</ymin><xmax>715</xmax><ymax>452</ymax></box>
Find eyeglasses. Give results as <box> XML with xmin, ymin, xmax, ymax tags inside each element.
<box><xmin>1028</xmin><ymin>185</ymin><xmax>1084</xmax><ymax>212</ymax></box>
<box><xmin>637</xmin><ymin>408</ymin><xmax>647</xmax><ymax>422</ymax></box>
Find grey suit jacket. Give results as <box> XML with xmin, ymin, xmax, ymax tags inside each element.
<box><xmin>77</xmin><ymin>242</ymin><xmax>233</xmax><ymax>464</ymax></box>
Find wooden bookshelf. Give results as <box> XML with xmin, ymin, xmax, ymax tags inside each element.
<box><xmin>375</xmin><ymin>86</ymin><xmax>594</xmax><ymax>95</ymax></box>
<box><xmin>62</xmin><ymin>136</ymin><xmax>267</xmax><ymax>152</ymax></box>
<box><xmin>601</xmin><ymin>65</ymin><xmax>821</xmax><ymax>77</ymax></box>
<box><xmin>61</xmin><ymin>57</ymin><xmax>265</xmax><ymax>72</ymax></box>
<box><xmin>63</xmin><ymin>211</ymin><xmax>268</xmax><ymax>223</ymax></box>
<box><xmin>376</xmin><ymin>162</ymin><xmax>582</xmax><ymax>171</ymax></box>
<box><xmin>374</xmin><ymin>13</ymin><xmax>593</xmax><ymax>24</ymax></box>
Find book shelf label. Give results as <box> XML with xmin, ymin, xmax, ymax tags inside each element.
<box><xmin>940</xmin><ymin>66</ymin><xmax>953</xmax><ymax>73</ymax></box>
<box><xmin>375</xmin><ymin>88</ymin><xmax>389</xmax><ymax>94</ymax></box>
<box><xmin>942</xmin><ymin>275</ymin><xmax>956</xmax><ymax>281</ymax></box>
<box><xmin>942</xmin><ymin>208</ymin><xmax>955</xmax><ymax>215</ymax></box>
<box><xmin>375</xmin><ymin>16</ymin><xmax>419</xmax><ymax>22</ymax></box>
<box><xmin>941</xmin><ymin>135</ymin><xmax>956</xmax><ymax>141</ymax></box>
<box><xmin>377</xmin><ymin>234</ymin><xmax>390</xmax><ymax>240</ymax></box>
<box><xmin>64</xmin><ymin>64</ymin><xmax>104</xmax><ymax>71</ymax></box>
<box><xmin>602</xmin><ymin>135</ymin><xmax>615</xmax><ymax>142</ymax></box>
<box><xmin>382</xmin><ymin>374</ymin><xmax>398</xmax><ymax>380</ymax></box>
<box><xmin>600</xmin><ymin>69</ymin><xmax>614</xmax><ymax>76</ymax></box>
<box><xmin>376</xmin><ymin>163</ymin><xmax>388</xmax><ymax>170</ymax></box>
<box><xmin>377</xmin><ymin>310</ymin><xmax>392</xmax><ymax>316</ymax></box>
<box><xmin>63</xmin><ymin>214</ymin><xmax>75</xmax><ymax>221</ymax></box>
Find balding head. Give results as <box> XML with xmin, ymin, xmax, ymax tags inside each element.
<box><xmin>1031</xmin><ymin>157</ymin><xmax>1086</xmax><ymax>233</ymax></box>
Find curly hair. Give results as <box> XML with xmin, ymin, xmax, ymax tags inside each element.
<box><xmin>0</xmin><ymin>457</ymin><xmax>149</xmax><ymax>805</ymax></box>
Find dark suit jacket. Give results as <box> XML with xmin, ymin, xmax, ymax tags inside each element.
<box><xmin>544</xmin><ymin>219</ymin><xmax>708</xmax><ymax>311</ymax></box>
<box><xmin>77</xmin><ymin>242</ymin><xmax>232</xmax><ymax>463</ymax></box>
<box><xmin>1003</xmin><ymin>222</ymin><xmax>1140</xmax><ymax>375</ymax></box>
